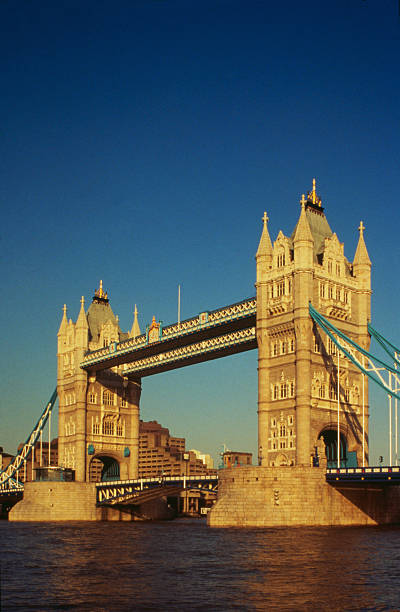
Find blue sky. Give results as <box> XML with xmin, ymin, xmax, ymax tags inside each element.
<box><xmin>1</xmin><ymin>0</ymin><xmax>400</xmax><ymax>465</ymax></box>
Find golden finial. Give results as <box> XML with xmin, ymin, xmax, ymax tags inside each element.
<box><xmin>80</xmin><ymin>296</ymin><xmax>85</xmax><ymax>306</ymax></box>
<box><xmin>262</xmin><ymin>211</ymin><xmax>269</xmax><ymax>226</ymax></box>
<box><xmin>307</xmin><ymin>178</ymin><xmax>322</xmax><ymax>207</ymax></box>
<box><xmin>63</xmin><ymin>304</ymin><xmax>67</xmax><ymax>315</ymax></box>
<box><xmin>300</xmin><ymin>194</ymin><xmax>307</xmax><ymax>209</ymax></box>
<box><xmin>134</xmin><ymin>304</ymin><xmax>138</xmax><ymax>317</ymax></box>
<box><xmin>358</xmin><ymin>220</ymin><xmax>365</xmax><ymax>235</ymax></box>
<box><xmin>95</xmin><ymin>279</ymin><xmax>108</xmax><ymax>300</ymax></box>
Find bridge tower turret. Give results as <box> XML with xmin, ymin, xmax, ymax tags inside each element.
<box><xmin>57</xmin><ymin>282</ymin><xmax>141</xmax><ymax>482</ymax></box>
<box><xmin>255</xmin><ymin>180</ymin><xmax>371</xmax><ymax>468</ymax></box>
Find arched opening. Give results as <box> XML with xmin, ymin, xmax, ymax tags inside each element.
<box><xmin>89</xmin><ymin>456</ymin><xmax>120</xmax><ymax>482</ymax></box>
<box><xmin>319</xmin><ymin>430</ymin><xmax>349</xmax><ymax>468</ymax></box>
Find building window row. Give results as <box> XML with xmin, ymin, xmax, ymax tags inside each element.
<box><xmin>271</xmin><ymin>337</ymin><xmax>295</xmax><ymax>357</ymax></box>
<box><xmin>91</xmin><ymin>416</ymin><xmax>124</xmax><ymax>437</ymax></box>
<box><xmin>272</xmin><ymin>380</ymin><xmax>295</xmax><ymax>400</ymax></box>
<box><xmin>64</xmin><ymin>392</ymin><xmax>76</xmax><ymax>406</ymax></box>
<box><xmin>319</xmin><ymin>281</ymin><xmax>348</xmax><ymax>304</ymax></box>
<box><xmin>268</xmin><ymin>279</ymin><xmax>292</xmax><ymax>299</ymax></box>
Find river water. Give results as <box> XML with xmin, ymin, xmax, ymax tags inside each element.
<box><xmin>1</xmin><ymin>519</ymin><xmax>400</xmax><ymax>611</ymax></box>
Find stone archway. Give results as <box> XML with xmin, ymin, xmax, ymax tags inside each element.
<box><xmin>89</xmin><ymin>455</ymin><xmax>120</xmax><ymax>482</ymax></box>
<box><xmin>318</xmin><ymin>429</ymin><xmax>349</xmax><ymax>468</ymax></box>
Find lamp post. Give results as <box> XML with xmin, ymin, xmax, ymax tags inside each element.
<box><xmin>183</xmin><ymin>452</ymin><xmax>189</xmax><ymax>514</ymax></box>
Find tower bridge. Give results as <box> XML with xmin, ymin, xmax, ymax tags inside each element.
<box><xmin>3</xmin><ymin>179</ymin><xmax>400</xmax><ymax>526</ymax></box>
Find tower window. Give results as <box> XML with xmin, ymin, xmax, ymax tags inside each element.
<box><xmin>102</xmin><ymin>418</ymin><xmax>114</xmax><ymax>436</ymax></box>
<box><xmin>277</xmin><ymin>253</ymin><xmax>285</xmax><ymax>267</ymax></box>
<box><xmin>103</xmin><ymin>390</ymin><xmax>114</xmax><ymax>406</ymax></box>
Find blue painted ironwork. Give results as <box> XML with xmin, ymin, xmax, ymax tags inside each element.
<box><xmin>96</xmin><ymin>474</ymin><xmax>219</xmax><ymax>504</ymax></box>
<box><xmin>0</xmin><ymin>389</ymin><xmax>58</xmax><ymax>491</ymax></box>
<box><xmin>326</xmin><ymin>466</ymin><xmax>400</xmax><ymax>484</ymax></box>
<box><xmin>309</xmin><ymin>303</ymin><xmax>400</xmax><ymax>400</ymax></box>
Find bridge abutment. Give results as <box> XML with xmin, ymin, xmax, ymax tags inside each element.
<box><xmin>208</xmin><ymin>466</ymin><xmax>400</xmax><ymax>527</ymax></box>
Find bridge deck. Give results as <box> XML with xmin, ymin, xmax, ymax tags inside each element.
<box><xmin>326</xmin><ymin>466</ymin><xmax>400</xmax><ymax>484</ymax></box>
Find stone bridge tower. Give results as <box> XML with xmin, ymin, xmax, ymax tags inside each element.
<box><xmin>57</xmin><ymin>282</ymin><xmax>141</xmax><ymax>482</ymax></box>
<box><xmin>256</xmin><ymin>180</ymin><xmax>371</xmax><ymax>468</ymax></box>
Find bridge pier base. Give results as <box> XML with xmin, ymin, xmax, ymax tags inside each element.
<box><xmin>208</xmin><ymin>466</ymin><xmax>400</xmax><ymax>527</ymax></box>
<box><xmin>8</xmin><ymin>482</ymin><xmax>174</xmax><ymax>521</ymax></box>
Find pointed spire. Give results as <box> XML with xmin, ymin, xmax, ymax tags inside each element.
<box><xmin>353</xmin><ymin>220</ymin><xmax>371</xmax><ymax>267</ymax></box>
<box><xmin>76</xmin><ymin>296</ymin><xmax>88</xmax><ymax>329</ymax></box>
<box><xmin>130</xmin><ymin>304</ymin><xmax>141</xmax><ymax>338</ymax></box>
<box><xmin>294</xmin><ymin>195</ymin><xmax>314</xmax><ymax>243</ymax></box>
<box><xmin>57</xmin><ymin>304</ymin><xmax>68</xmax><ymax>335</ymax></box>
<box><xmin>256</xmin><ymin>211</ymin><xmax>273</xmax><ymax>258</ymax></box>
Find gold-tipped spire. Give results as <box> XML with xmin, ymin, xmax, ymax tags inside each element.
<box><xmin>358</xmin><ymin>220</ymin><xmax>365</xmax><ymax>236</ymax></box>
<box><xmin>94</xmin><ymin>279</ymin><xmax>108</xmax><ymax>300</ymax></box>
<box><xmin>300</xmin><ymin>194</ymin><xmax>307</xmax><ymax>209</ymax></box>
<box><xmin>306</xmin><ymin>178</ymin><xmax>322</xmax><ymax>207</ymax></box>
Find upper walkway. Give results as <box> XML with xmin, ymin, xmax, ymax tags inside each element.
<box><xmin>80</xmin><ymin>297</ymin><xmax>256</xmax><ymax>376</ymax></box>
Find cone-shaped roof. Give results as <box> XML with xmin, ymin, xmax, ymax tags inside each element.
<box><xmin>130</xmin><ymin>304</ymin><xmax>141</xmax><ymax>338</ymax></box>
<box><xmin>353</xmin><ymin>221</ymin><xmax>371</xmax><ymax>266</ymax></box>
<box><xmin>256</xmin><ymin>211</ymin><xmax>273</xmax><ymax>258</ymax></box>
<box><xmin>293</xmin><ymin>196</ymin><xmax>314</xmax><ymax>243</ymax></box>
<box><xmin>87</xmin><ymin>281</ymin><xmax>118</xmax><ymax>343</ymax></box>
<box><xmin>57</xmin><ymin>304</ymin><xmax>68</xmax><ymax>335</ymax></box>
<box><xmin>76</xmin><ymin>296</ymin><xmax>88</xmax><ymax>329</ymax></box>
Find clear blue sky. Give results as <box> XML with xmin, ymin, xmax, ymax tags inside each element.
<box><xmin>1</xmin><ymin>0</ymin><xmax>399</xmax><ymax>465</ymax></box>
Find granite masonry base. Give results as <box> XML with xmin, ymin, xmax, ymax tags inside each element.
<box><xmin>207</xmin><ymin>466</ymin><xmax>400</xmax><ymax>527</ymax></box>
<box><xmin>8</xmin><ymin>481</ymin><xmax>173</xmax><ymax>521</ymax></box>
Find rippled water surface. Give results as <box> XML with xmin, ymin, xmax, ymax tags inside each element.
<box><xmin>1</xmin><ymin>519</ymin><xmax>400</xmax><ymax>611</ymax></box>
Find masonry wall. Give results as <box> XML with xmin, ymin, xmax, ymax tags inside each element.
<box><xmin>9</xmin><ymin>482</ymin><xmax>101</xmax><ymax>521</ymax></box>
<box><xmin>208</xmin><ymin>466</ymin><xmax>400</xmax><ymax>527</ymax></box>
<box><xmin>8</xmin><ymin>482</ymin><xmax>175</xmax><ymax>521</ymax></box>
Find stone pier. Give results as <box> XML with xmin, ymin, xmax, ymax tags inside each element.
<box><xmin>208</xmin><ymin>466</ymin><xmax>400</xmax><ymax>527</ymax></box>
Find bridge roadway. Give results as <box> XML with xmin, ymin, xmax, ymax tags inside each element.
<box><xmin>80</xmin><ymin>297</ymin><xmax>257</xmax><ymax>376</ymax></box>
<box><xmin>96</xmin><ymin>474</ymin><xmax>219</xmax><ymax>505</ymax></box>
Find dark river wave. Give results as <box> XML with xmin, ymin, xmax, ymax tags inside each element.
<box><xmin>1</xmin><ymin>519</ymin><xmax>400</xmax><ymax>611</ymax></box>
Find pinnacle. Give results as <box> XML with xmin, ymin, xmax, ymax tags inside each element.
<box><xmin>256</xmin><ymin>211</ymin><xmax>273</xmax><ymax>258</ymax></box>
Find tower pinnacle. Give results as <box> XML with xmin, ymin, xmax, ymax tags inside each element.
<box><xmin>256</xmin><ymin>211</ymin><xmax>273</xmax><ymax>259</ymax></box>
<box><xmin>306</xmin><ymin>178</ymin><xmax>322</xmax><ymax>207</ymax></box>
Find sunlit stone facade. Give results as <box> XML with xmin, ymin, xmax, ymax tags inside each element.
<box><xmin>256</xmin><ymin>181</ymin><xmax>371</xmax><ymax>468</ymax></box>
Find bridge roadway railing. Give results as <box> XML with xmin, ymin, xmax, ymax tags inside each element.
<box><xmin>96</xmin><ymin>474</ymin><xmax>219</xmax><ymax>504</ymax></box>
<box><xmin>80</xmin><ymin>297</ymin><xmax>256</xmax><ymax>371</ymax></box>
<box><xmin>326</xmin><ymin>466</ymin><xmax>400</xmax><ymax>483</ymax></box>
